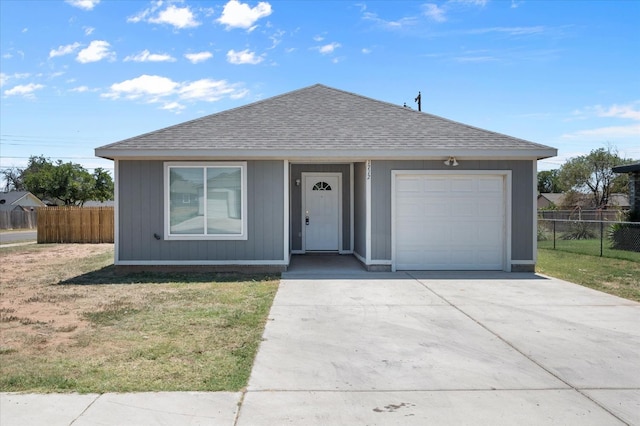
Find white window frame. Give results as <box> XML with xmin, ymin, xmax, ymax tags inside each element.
<box><xmin>164</xmin><ymin>161</ymin><xmax>248</xmax><ymax>241</ymax></box>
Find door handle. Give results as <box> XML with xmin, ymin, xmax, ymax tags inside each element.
<box><xmin>305</xmin><ymin>210</ymin><xmax>309</xmax><ymax>225</ymax></box>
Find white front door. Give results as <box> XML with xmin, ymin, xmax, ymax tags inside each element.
<box><xmin>303</xmin><ymin>174</ymin><xmax>341</xmax><ymax>251</ymax></box>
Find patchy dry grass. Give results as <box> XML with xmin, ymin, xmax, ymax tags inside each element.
<box><xmin>0</xmin><ymin>244</ymin><xmax>279</xmax><ymax>393</ymax></box>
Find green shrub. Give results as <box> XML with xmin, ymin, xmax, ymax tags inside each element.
<box><xmin>560</xmin><ymin>221</ymin><xmax>598</xmax><ymax>240</ymax></box>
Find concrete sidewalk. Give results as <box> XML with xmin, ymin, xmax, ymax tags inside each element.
<box><xmin>2</xmin><ymin>272</ymin><xmax>639</xmax><ymax>425</ymax></box>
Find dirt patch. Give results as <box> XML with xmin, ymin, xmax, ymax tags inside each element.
<box><xmin>0</xmin><ymin>244</ymin><xmax>114</xmax><ymax>352</ymax></box>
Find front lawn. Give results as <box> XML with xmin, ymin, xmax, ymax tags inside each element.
<box><xmin>0</xmin><ymin>244</ymin><xmax>279</xmax><ymax>393</ymax></box>
<box><xmin>538</xmin><ymin>238</ymin><xmax>640</xmax><ymax>262</ymax></box>
<box><xmin>537</xmin><ymin>248</ymin><xmax>640</xmax><ymax>302</ymax></box>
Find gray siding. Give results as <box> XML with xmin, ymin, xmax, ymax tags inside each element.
<box><xmin>290</xmin><ymin>164</ymin><xmax>351</xmax><ymax>251</ymax></box>
<box><xmin>118</xmin><ymin>160</ymin><xmax>284</xmax><ymax>262</ymax></box>
<box><xmin>371</xmin><ymin>160</ymin><xmax>534</xmax><ymax>262</ymax></box>
<box><xmin>353</xmin><ymin>162</ymin><xmax>367</xmax><ymax>259</ymax></box>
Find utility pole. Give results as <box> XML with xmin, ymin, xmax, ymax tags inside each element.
<box><xmin>414</xmin><ymin>91</ymin><xmax>421</xmax><ymax>112</ymax></box>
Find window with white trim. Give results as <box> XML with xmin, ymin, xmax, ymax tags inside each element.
<box><xmin>165</xmin><ymin>162</ymin><xmax>247</xmax><ymax>240</ymax></box>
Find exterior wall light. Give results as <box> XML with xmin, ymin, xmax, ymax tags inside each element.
<box><xmin>444</xmin><ymin>156</ymin><xmax>459</xmax><ymax>167</ymax></box>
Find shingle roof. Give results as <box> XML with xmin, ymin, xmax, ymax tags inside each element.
<box><xmin>0</xmin><ymin>191</ymin><xmax>45</xmax><ymax>211</ymax></box>
<box><xmin>96</xmin><ymin>84</ymin><xmax>556</xmax><ymax>160</ymax></box>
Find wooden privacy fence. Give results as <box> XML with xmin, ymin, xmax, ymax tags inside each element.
<box><xmin>0</xmin><ymin>210</ymin><xmax>38</xmax><ymax>229</ymax></box>
<box><xmin>37</xmin><ymin>207</ymin><xmax>114</xmax><ymax>243</ymax></box>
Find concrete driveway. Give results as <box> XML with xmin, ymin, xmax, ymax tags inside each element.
<box><xmin>238</xmin><ymin>271</ymin><xmax>640</xmax><ymax>425</ymax></box>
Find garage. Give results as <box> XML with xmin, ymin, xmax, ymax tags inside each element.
<box><xmin>393</xmin><ymin>172</ymin><xmax>509</xmax><ymax>271</ymax></box>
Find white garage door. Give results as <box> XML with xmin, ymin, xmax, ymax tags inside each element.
<box><xmin>394</xmin><ymin>173</ymin><xmax>506</xmax><ymax>270</ymax></box>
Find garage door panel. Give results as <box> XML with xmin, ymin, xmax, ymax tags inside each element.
<box><xmin>395</xmin><ymin>174</ymin><xmax>506</xmax><ymax>271</ymax></box>
<box><xmin>451</xmin><ymin>178</ymin><xmax>476</xmax><ymax>192</ymax></box>
<box><xmin>396</xmin><ymin>177</ymin><xmax>422</xmax><ymax>193</ymax></box>
<box><xmin>423</xmin><ymin>178</ymin><xmax>449</xmax><ymax>192</ymax></box>
<box><xmin>478</xmin><ymin>178</ymin><xmax>503</xmax><ymax>193</ymax></box>
<box><xmin>452</xmin><ymin>200</ymin><xmax>476</xmax><ymax>217</ymax></box>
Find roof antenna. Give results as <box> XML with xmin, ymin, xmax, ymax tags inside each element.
<box><xmin>414</xmin><ymin>91</ymin><xmax>422</xmax><ymax>112</ymax></box>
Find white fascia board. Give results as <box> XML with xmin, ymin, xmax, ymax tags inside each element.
<box><xmin>96</xmin><ymin>148</ymin><xmax>558</xmax><ymax>161</ymax></box>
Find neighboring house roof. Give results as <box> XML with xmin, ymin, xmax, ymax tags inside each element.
<box><xmin>538</xmin><ymin>192</ymin><xmax>629</xmax><ymax>209</ymax></box>
<box><xmin>612</xmin><ymin>163</ymin><xmax>640</xmax><ymax>173</ymax></box>
<box><xmin>0</xmin><ymin>191</ymin><xmax>46</xmax><ymax>211</ymax></box>
<box><xmin>538</xmin><ymin>193</ymin><xmax>565</xmax><ymax>206</ymax></box>
<box><xmin>96</xmin><ymin>84</ymin><xmax>557</xmax><ymax>161</ymax></box>
<box><xmin>608</xmin><ymin>193</ymin><xmax>630</xmax><ymax>208</ymax></box>
<box><xmin>83</xmin><ymin>200</ymin><xmax>115</xmax><ymax>207</ymax></box>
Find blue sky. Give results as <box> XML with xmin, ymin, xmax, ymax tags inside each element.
<box><xmin>1</xmin><ymin>0</ymin><xmax>639</xmax><ymax>180</ymax></box>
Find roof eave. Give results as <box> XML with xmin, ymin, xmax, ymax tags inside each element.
<box><xmin>95</xmin><ymin>147</ymin><xmax>557</xmax><ymax>162</ymax></box>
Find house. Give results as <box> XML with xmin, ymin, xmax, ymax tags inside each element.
<box><xmin>82</xmin><ymin>200</ymin><xmax>115</xmax><ymax>208</ymax></box>
<box><xmin>613</xmin><ymin>162</ymin><xmax>640</xmax><ymax>215</ymax></box>
<box><xmin>0</xmin><ymin>191</ymin><xmax>46</xmax><ymax>212</ymax></box>
<box><xmin>537</xmin><ymin>193</ymin><xmax>565</xmax><ymax>210</ymax></box>
<box><xmin>95</xmin><ymin>84</ymin><xmax>557</xmax><ymax>272</ymax></box>
<box><xmin>537</xmin><ymin>192</ymin><xmax>629</xmax><ymax>211</ymax></box>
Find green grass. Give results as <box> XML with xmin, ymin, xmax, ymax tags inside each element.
<box><xmin>0</xmin><ymin>244</ymin><xmax>279</xmax><ymax>393</ymax></box>
<box><xmin>537</xmin><ymin>238</ymin><xmax>640</xmax><ymax>262</ymax></box>
<box><xmin>537</xmin><ymin>248</ymin><xmax>640</xmax><ymax>302</ymax></box>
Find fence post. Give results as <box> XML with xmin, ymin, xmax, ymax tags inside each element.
<box><xmin>600</xmin><ymin>220</ymin><xmax>604</xmax><ymax>257</ymax></box>
<box><xmin>553</xmin><ymin>220</ymin><xmax>556</xmax><ymax>250</ymax></box>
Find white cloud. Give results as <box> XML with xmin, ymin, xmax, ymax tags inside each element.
<box><xmin>313</xmin><ymin>35</ymin><xmax>324</xmax><ymax>42</ymax></box>
<box><xmin>217</xmin><ymin>0</ymin><xmax>272</xmax><ymax>30</ymax></box>
<box><xmin>149</xmin><ymin>5</ymin><xmax>200</xmax><ymax>29</ymax></box>
<box><xmin>453</xmin><ymin>0</ymin><xmax>488</xmax><ymax>6</ymax></box>
<box><xmin>362</xmin><ymin>12</ymin><xmax>418</xmax><ymax>30</ymax></box>
<box><xmin>0</xmin><ymin>72</ymin><xmax>30</xmax><ymax>87</ymax></box>
<box><xmin>129</xmin><ymin>2</ymin><xmax>199</xmax><ymax>29</ymax></box>
<box><xmin>127</xmin><ymin>1</ymin><xmax>161</xmax><ymax>24</ymax></box>
<box><xmin>76</xmin><ymin>40</ymin><xmax>115</xmax><ymax>63</ymax></box>
<box><xmin>70</xmin><ymin>86</ymin><xmax>90</xmax><ymax>92</ymax></box>
<box><xmin>180</xmin><ymin>79</ymin><xmax>241</xmax><ymax>101</ymax></box>
<box><xmin>318</xmin><ymin>42</ymin><xmax>341</xmax><ymax>55</ymax></box>
<box><xmin>84</xmin><ymin>26</ymin><xmax>95</xmax><ymax>36</ymax></box>
<box><xmin>570</xmin><ymin>102</ymin><xmax>640</xmax><ymax>122</ymax></box>
<box><xmin>102</xmin><ymin>74</ymin><xmax>248</xmax><ymax>111</ymax></box>
<box><xmin>66</xmin><ymin>0</ymin><xmax>100</xmax><ymax>10</ymax></box>
<box><xmin>562</xmin><ymin>124</ymin><xmax>640</xmax><ymax>140</ymax></box>
<box><xmin>423</xmin><ymin>4</ymin><xmax>446</xmax><ymax>22</ymax></box>
<box><xmin>124</xmin><ymin>50</ymin><xmax>176</xmax><ymax>62</ymax></box>
<box><xmin>362</xmin><ymin>48</ymin><xmax>372</xmax><ymax>54</ymax></box>
<box><xmin>49</xmin><ymin>42</ymin><xmax>82</xmax><ymax>58</ymax></box>
<box><xmin>161</xmin><ymin>102</ymin><xmax>186</xmax><ymax>112</ymax></box>
<box><xmin>103</xmin><ymin>75</ymin><xmax>178</xmax><ymax>101</ymax></box>
<box><xmin>467</xmin><ymin>26</ymin><xmax>546</xmax><ymax>36</ymax></box>
<box><xmin>226</xmin><ymin>49</ymin><xmax>264</xmax><ymax>64</ymax></box>
<box><xmin>185</xmin><ymin>51</ymin><xmax>213</xmax><ymax>64</ymax></box>
<box><xmin>596</xmin><ymin>102</ymin><xmax>640</xmax><ymax>121</ymax></box>
<box><xmin>4</xmin><ymin>83</ymin><xmax>45</xmax><ymax>98</ymax></box>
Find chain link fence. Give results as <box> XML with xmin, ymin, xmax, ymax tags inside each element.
<box><xmin>537</xmin><ymin>218</ymin><xmax>640</xmax><ymax>260</ymax></box>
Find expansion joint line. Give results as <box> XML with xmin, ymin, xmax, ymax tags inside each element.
<box><xmin>69</xmin><ymin>394</ymin><xmax>102</xmax><ymax>425</ymax></box>
<box><xmin>233</xmin><ymin>388</ymin><xmax>248</xmax><ymax>426</ymax></box>
<box><xmin>407</xmin><ymin>272</ymin><xmax>630</xmax><ymax>426</ymax></box>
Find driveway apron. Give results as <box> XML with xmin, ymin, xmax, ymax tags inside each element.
<box><xmin>237</xmin><ymin>271</ymin><xmax>640</xmax><ymax>425</ymax></box>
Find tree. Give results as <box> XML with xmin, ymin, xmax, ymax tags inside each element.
<box><xmin>14</xmin><ymin>156</ymin><xmax>114</xmax><ymax>206</ymax></box>
<box><xmin>557</xmin><ymin>147</ymin><xmax>633</xmax><ymax>209</ymax></box>
<box><xmin>92</xmin><ymin>168</ymin><xmax>115</xmax><ymax>203</ymax></box>
<box><xmin>1</xmin><ymin>167</ymin><xmax>25</xmax><ymax>191</ymax></box>
<box><xmin>537</xmin><ymin>169</ymin><xmax>564</xmax><ymax>194</ymax></box>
